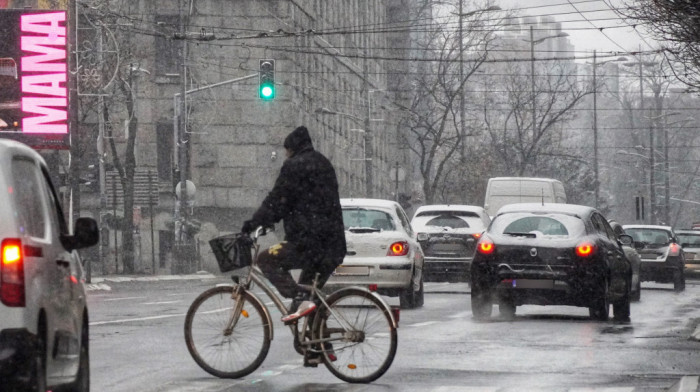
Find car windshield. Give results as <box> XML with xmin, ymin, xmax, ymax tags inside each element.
<box><xmin>490</xmin><ymin>212</ymin><xmax>585</xmax><ymax>238</ymax></box>
<box><xmin>342</xmin><ymin>207</ymin><xmax>395</xmax><ymax>231</ymax></box>
<box><xmin>678</xmin><ymin>233</ymin><xmax>700</xmax><ymax>247</ymax></box>
<box><xmin>625</xmin><ymin>228</ymin><xmax>670</xmax><ymax>245</ymax></box>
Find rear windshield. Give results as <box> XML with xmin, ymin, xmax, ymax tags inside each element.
<box><xmin>677</xmin><ymin>233</ymin><xmax>700</xmax><ymax>247</ymax></box>
<box><xmin>342</xmin><ymin>208</ymin><xmax>395</xmax><ymax>231</ymax></box>
<box><xmin>413</xmin><ymin>213</ymin><xmax>486</xmax><ymax>230</ymax></box>
<box><xmin>490</xmin><ymin>212</ymin><xmax>585</xmax><ymax>239</ymax></box>
<box><xmin>624</xmin><ymin>228</ymin><xmax>670</xmax><ymax>245</ymax></box>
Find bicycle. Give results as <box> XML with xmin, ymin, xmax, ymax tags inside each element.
<box><xmin>184</xmin><ymin>227</ymin><xmax>399</xmax><ymax>383</ymax></box>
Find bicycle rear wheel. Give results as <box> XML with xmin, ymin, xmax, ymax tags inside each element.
<box><xmin>312</xmin><ymin>288</ymin><xmax>397</xmax><ymax>383</ymax></box>
<box><xmin>184</xmin><ymin>286</ymin><xmax>271</xmax><ymax>378</ymax></box>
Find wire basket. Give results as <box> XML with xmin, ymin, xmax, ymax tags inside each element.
<box><xmin>209</xmin><ymin>233</ymin><xmax>253</xmax><ymax>272</ymax></box>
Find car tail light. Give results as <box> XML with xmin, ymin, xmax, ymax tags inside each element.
<box><xmin>477</xmin><ymin>237</ymin><xmax>495</xmax><ymax>255</ymax></box>
<box><xmin>387</xmin><ymin>242</ymin><xmax>409</xmax><ymax>256</ymax></box>
<box><xmin>368</xmin><ymin>284</ymin><xmax>378</xmax><ymax>292</ymax></box>
<box><xmin>472</xmin><ymin>232</ymin><xmax>482</xmax><ymax>240</ymax></box>
<box><xmin>1</xmin><ymin>238</ymin><xmax>25</xmax><ymax>307</ymax></box>
<box><xmin>391</xmin><ymin>305</ymin><xmax>400</xmax><ymax>326</ymax></box>
<box><xmin>575</xmin><ymin>242</ymin><xmax>595</xmax><ymax>258</ymax></box>
<box><xmin>668</xmin><ymin>243</ymin><xmax>681</xmax><ymax>256</ymax></box>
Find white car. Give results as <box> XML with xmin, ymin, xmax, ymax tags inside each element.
<box><xmin>411</xmin><ymin>205</ymin><xmax>491</xmax><ymax>282</ymax></box>
<box><xmin>0</xmin><ymin>139</ymin><xmax>98</xmax><ymax>391</ymax></box>
<box><xmin>324</xmin><ymin>198</ymin><xmax>425</xmax><ymax>309</ymax></box>
<box><xmin>676</xmin><ymin>229</ymin><xmax>700</xmax><ymax>273</ymax></box>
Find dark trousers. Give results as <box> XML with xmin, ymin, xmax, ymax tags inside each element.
<box><xmin>257</xmin><ymin>241</ymin><xmax>340</xmax><ymax>298</ymax></box>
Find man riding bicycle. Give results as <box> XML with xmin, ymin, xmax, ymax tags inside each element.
<box><xmin>241</xmin><ymin>126</ymin><xmax>347</xmax><ymax>323</ymax></box>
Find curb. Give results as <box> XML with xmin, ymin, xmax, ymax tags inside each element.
<box><xmin>85</xmin><ymin>272</ymin><xmax>218</xmax><ymax>291</ymax></box>
<box><xmin>692</xmin><ymin>324</ymin><xmax>700</xmax><ymax>342</ymax></box>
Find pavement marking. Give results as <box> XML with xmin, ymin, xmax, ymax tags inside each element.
<box><xmin>142</xmin><ymin>300</ymin><xmax>182</xmax><ymax>305</ymax></box>
<box><xmin>408</xmin><ymin>321</ymin><xmax>439</xmax><ymax>328</ymax></box>
<box><xmin>90</xmin><ymin>313</ymin><xmax>184</xmax><ymax>326</ymax></box>
<box><xmin>569</xmin><ymin>389</ymin><xmax>635</xmax><ymax>392</ymax></box>
<box><xmin>102</xmin><ymin>296</ymin><xmax>147</xmax><ymax>302</ymax></box>
<box><xmin>432</xmin><ymin>387</ymin><xmax>499</xmax><ymax>392</ymax></box>
<box><xmin>448</xmin><ymin>311</ymin><xmax>471</xmax><ymax>319</ymax></box>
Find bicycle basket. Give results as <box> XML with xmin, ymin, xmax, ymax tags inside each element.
<box><xmin>209</xmin><ymin>233</ymin><xmax>254</xmax><ymax>272</ymax></box>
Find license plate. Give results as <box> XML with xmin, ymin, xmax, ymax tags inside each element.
<box><xmin>684</xmin><ymin>252</ymin><xmax>695</xmax><ymax>261</ymax></box>
<box><xmin>510</xmin><ymin>279</ymin><xmax>554</xmax><ymax>289</ymax></box>
<box><xmin>333</xmin><ymin>266</ymin><xmax>370</xmax><ymax>276</ymax></box>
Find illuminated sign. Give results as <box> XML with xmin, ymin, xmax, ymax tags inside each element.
<box><xmin>0</xmin><ymin>10</ymin><xmax>69</xmax><ymax>149</ymax></box>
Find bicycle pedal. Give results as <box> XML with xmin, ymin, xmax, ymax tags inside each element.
<box><xmin>303</xmin><ymin>356</ymin><xmax>321</xmax><ymax>368</ymax></box>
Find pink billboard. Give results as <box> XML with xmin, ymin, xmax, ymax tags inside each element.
<box><xmin>0</xmin><ymin>10</ymin><xmax>69</xmax><ymax>149</ymax></box>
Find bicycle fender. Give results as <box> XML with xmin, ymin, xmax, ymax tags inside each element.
<box><xmin>242</xmin><ymin>290</ymin><xmax>275</xmax><ymax>341</ymax></box>
<box><xmin>324</xmin><ymin>286</ymin><xmax>398</xmax><ymax>329</ymax></box>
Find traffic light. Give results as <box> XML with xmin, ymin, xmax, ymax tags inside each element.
<box><xmin>259</xmin><ymin>59</ymin><xmax>275</xmax><ymax>100</ymax></box>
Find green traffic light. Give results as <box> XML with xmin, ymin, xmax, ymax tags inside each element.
<box><xmin>260</xmin><ymin>83</ymin><xmax>275</xmax><ymax>100</ymax></box>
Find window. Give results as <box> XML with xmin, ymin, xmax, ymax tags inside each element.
<box><xmin>11</xmin><ymin>158</ymin><xmax>47</xmax><ymax>239</ymax></box>
<box><xmin>504</xmin><ymin>217</ymin><xmax>568</xmax><ymax>236</ymax></box>
<box><xmin>342</xmin><ymin>208</ymin><xmax>395</xmax><ymax>231</ymax></box>
<box><xmin>424</xmin><ymin>215</ymin><xmax>470</xmax><ymax>229</ymax></box>
<box><xmin>41</xmin><ymin>167</ymin><xmax>68</xmax><ymax>237</ymax></box>
<box><xmin>154</xmin><ymin>15</ymin><xmax>181</xmax><ymax>76</ymax></box>
<box><xmin>156</xmin><ymin>121</ymin><xmax>174</xmax><ymax>181</ymax></box>
<box><xmin>395</xmin><ymin>206</ymin><xmax>413</xmax><ymax>236</ymax></box>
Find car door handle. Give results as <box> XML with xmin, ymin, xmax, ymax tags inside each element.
<box><xmin>56</xmin><ymin>260</ymin><xmax>70</xmax><ymax>268</ymax></box>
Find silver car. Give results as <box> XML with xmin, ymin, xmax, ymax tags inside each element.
<box><xmin>676</xmin><ymin>229</ymin><xmax>700</xmax><ymax>274</ymax></box>
<box><xmin>324</xmin><ymin>198</ymin><xmax>425</xmax><ymax>309</ymax></box>
<box><xmin>0</xmin><ymin>139</ymin><xmax>99</xmax><ymax>391</ymax></box>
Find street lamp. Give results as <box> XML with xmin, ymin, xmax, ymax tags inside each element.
<box><xmin>523</xmin><ymin>26</ymin><xmax>569</xmax><ymax>144</ymax></box>
<box><xmin>589</xmin><ymin>53</ymin><xmax>627</xmax><ymax>209</ymax></box>
<box><xmin>315</xmin><ymin>107</ymin><xmax>372</xmax><ymax>197</ymax></box>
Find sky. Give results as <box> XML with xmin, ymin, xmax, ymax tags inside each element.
<box><xmin>492</xmin><ymin>0</ymin><xmax>659</xmax><ymax>58</ymax></box>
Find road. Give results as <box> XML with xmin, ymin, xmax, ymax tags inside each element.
<box><xmin>87</xmin><ymin>276</ymin><xmax>700</xmax><ymax>392</ymax></box>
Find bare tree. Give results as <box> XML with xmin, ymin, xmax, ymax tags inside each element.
<box><xmin>393</xmin><ymin>0</ymin><xmax>503</xmax><ymax>204</ymax></box>
<box><xmin>619</xmin><ymin>1</ymin><xmax>700</xmax><ymax>87</ymax></box>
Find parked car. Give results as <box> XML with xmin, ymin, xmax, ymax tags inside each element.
<box><xmin>608</xmin><ymin>220</ymin><xmax>642</xmax><ymax>302</ymax></box>
<box><xmin>622</xmin><ymin>225</ymin><xmax>685</xmax><ymax>292</ymax></box>
<box><xmin>324</xmin><ymin>198</ymin><xmax>425</xmax><ymax>309</ymax></box>
<box><xmin>470</xmin><ymin>203</ymin><xmax>632</xmax><ymax>322</ymax></box>
<box><xmin>0</xmin><ymin>139</ymin><xmax>99</xmax><ymax>391</ymax></box>
<box><xmin>675</xmin><ymin>229</ymin><xmax>700</xmax><ymax>274</ymax></box>
<box><xmin>411</xmin><ymin>205</ymin><xmax>490</xmax><ymax>283</ymax></box>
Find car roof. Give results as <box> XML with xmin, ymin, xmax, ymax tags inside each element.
<box><xmin>341</xmin><ymin>198</ymin><xmax>400</xmax><ymax>210</ymax></box>
<box><xmin>495</xmin><ymin>203</ymin><xmax>595</xmax><ymax>217</ymax></box>
<box><xmin>622</xmin><ymin>224</ymin><xmax>674</xmax><ymax>231</ymax></box>
<box><xmin>414</xmin><ymin>204</ymin><xmax>486</xmax><ymax>213</ymax></box>
<box><xmin>0</xmin><ymin>138</ymin><xmax>45</xmax><ymax>164</ymax></box>
<box><xmin>488</xmin><ymin>177</ymin><xmax>561</xmax><ymax>183</ymax></box>
<box><xmin>675</xmin><ymin>229</ymin><xmax>700</xmax><ymax>234</ymax></box>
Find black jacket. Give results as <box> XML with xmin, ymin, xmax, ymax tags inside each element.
<box><xmin>248</xmin><ymin>130</ymin><xmax>347</xmax><ymax>262</ymax></box>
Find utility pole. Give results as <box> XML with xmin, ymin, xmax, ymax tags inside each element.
<box><xmin>592</xmin><ymin>50</ymin><xmax>599</xmax><ymax>209</ymax></box>
<box><xmin>363</xmin><ymin>1</ymin><xmax>373</xmax><ymax>198</ymax></box>
<box><xmin>530</xmin><ymin>26</ymin><xmax>537</xmax><ymax>139</ymax></box>
<box><xmin>175</xmin><ymin>0</ymin><xmax>191</xmax><ymax>272</ymax></box>
<box><xmin>636</xmin><ymin>52</ymin><xmax>656</xmax><ymax>224</ymax></box>
<box><xmin>458</xmin><ymin>0</ymin><xmax>465</xmax><ymax>160</ymax></box>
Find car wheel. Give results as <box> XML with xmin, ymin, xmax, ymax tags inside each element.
<box><xmin>589</xmin><ymin>277</ymin><xmax>609</xmax><ymax>321</ymax></box>
<box><xmin>613</xmin><ymin>291</ymin><xmax>631</xmax><ymax>323</ymax></box>
<box><xmin>20</xmin><ymin>321</ymin><xmax>47</xmax><ymax>392</ymax></box>
<box><xmin>499</xmin><ymin>299</ymin><xmax>516</xmax><ymax>320</ymax></box>
<box><xmin>631</xmin><ymin>279</ymin><xmax>641</xmax><ymax>302</ymax></box>
<box><xmin>399</xmin><ymin>275</ymin><xmax>418</xmax><ymax>309</ymax></box>
<box><xmin>414</xmin><ymin>277</ymin><xmax>424</xmax><ymax>308</ymax></box>
<box><xmin>673</xmin><ymin>269</ymin><xmax>685</xmax><ymax>292</ymax></box>
<box><xmin>470</xmin><ymin>284</ymin><xmax>492</xmax><ymax>320</ymax></box>
<box><xmin>62</xmin><ymin>317</ymin><xmax>89</xmax><ymax>392</ymax></box>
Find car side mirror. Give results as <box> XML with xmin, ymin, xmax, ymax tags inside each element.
<box><xmin>62</xmin><ymin>217</ymin><xmax>99</xmax><ymax>251</ymax></box>
<box><xmin>618</xmin><ymin>234</ymin><xmax>633</xmax><ymax>246</ymax></box>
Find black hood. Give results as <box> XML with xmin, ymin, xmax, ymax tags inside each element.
<box><xmin>283</xmin><ymin>126</ymin><xmax>313</xmax><ymax>153</ymax></box>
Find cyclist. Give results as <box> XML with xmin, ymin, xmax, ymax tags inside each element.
<box><xmin>241</xmin><ymin>126</ymin><xmax>347</xmax><ymax>324</ymax></box>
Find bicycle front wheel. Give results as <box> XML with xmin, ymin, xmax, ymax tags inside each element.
<box><xmin>312</xmin><ymin>288</ymin><xmax>397</xmax><ymax>383</ymax></box>
<box><xmin>184</xmin><ymin>286</ymin><xmax>271</xmax><ymax>378</ymax></box>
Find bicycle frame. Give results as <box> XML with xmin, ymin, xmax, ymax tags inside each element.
<box><xmin>225</xmin><ymin>228</ymin><xmax>362</xmax><ymax>351</ymax></box>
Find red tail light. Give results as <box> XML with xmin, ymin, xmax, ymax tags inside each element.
<box><xmin>387</xmin><ymin>242</ymin><xmax>409</xmax><ymax>256</ymax></box>
<box><xmin>1</xmin><ymin>238</ymin><xmax>25</xmax><ymax>307</ymax></box>
<box><xmin>668</xmin><ymin>243</ymin><xmax>681</xmax><ymax>256</ymax></box>
<box><xmin>477</xmin><ymin>238</ymin><xmax>495</xmax><ymax>255</ymax></box>
<box><xmin>472</xmin><ymin>232</ymin><xmax>482</xmax><ymax>240</ymax></box>
<box><xmin>575</xmin><ymin>242</ymin><xmax>595</xmax><ymax>258</ymax></box>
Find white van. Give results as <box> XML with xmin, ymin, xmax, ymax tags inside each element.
<box><xmin>483</xmin><ymin>177</ymin><xmax>567</xmax><ymax>217</ymax></box>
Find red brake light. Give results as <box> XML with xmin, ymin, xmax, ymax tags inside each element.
<box><xmin>477</xmin><ymin>238</ymin><xmax>495</xmax><ymax>255</ymax></box>
<box><xmin>668</xmin><ymin>243</ymin><xmax>680</xmax><ymax>256</ymax></box>
<box><xmin>472</xmin><ymin>232</ymin><xmax>482</xmax><ymax>240</ymax></box>
<box><xmin>576</xmin><ymin>242</ymin><xmax>595</xmax><ymax>258</ymax></box>
<box><xmin>387</xmin><ymin>241</ymin><xmax>409</xmax><ymax>256</ymax></box>
<box><xmin>1</xmin><ymin>238</ymin><xmax>25</xmax><ymax>307</ymax></box>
